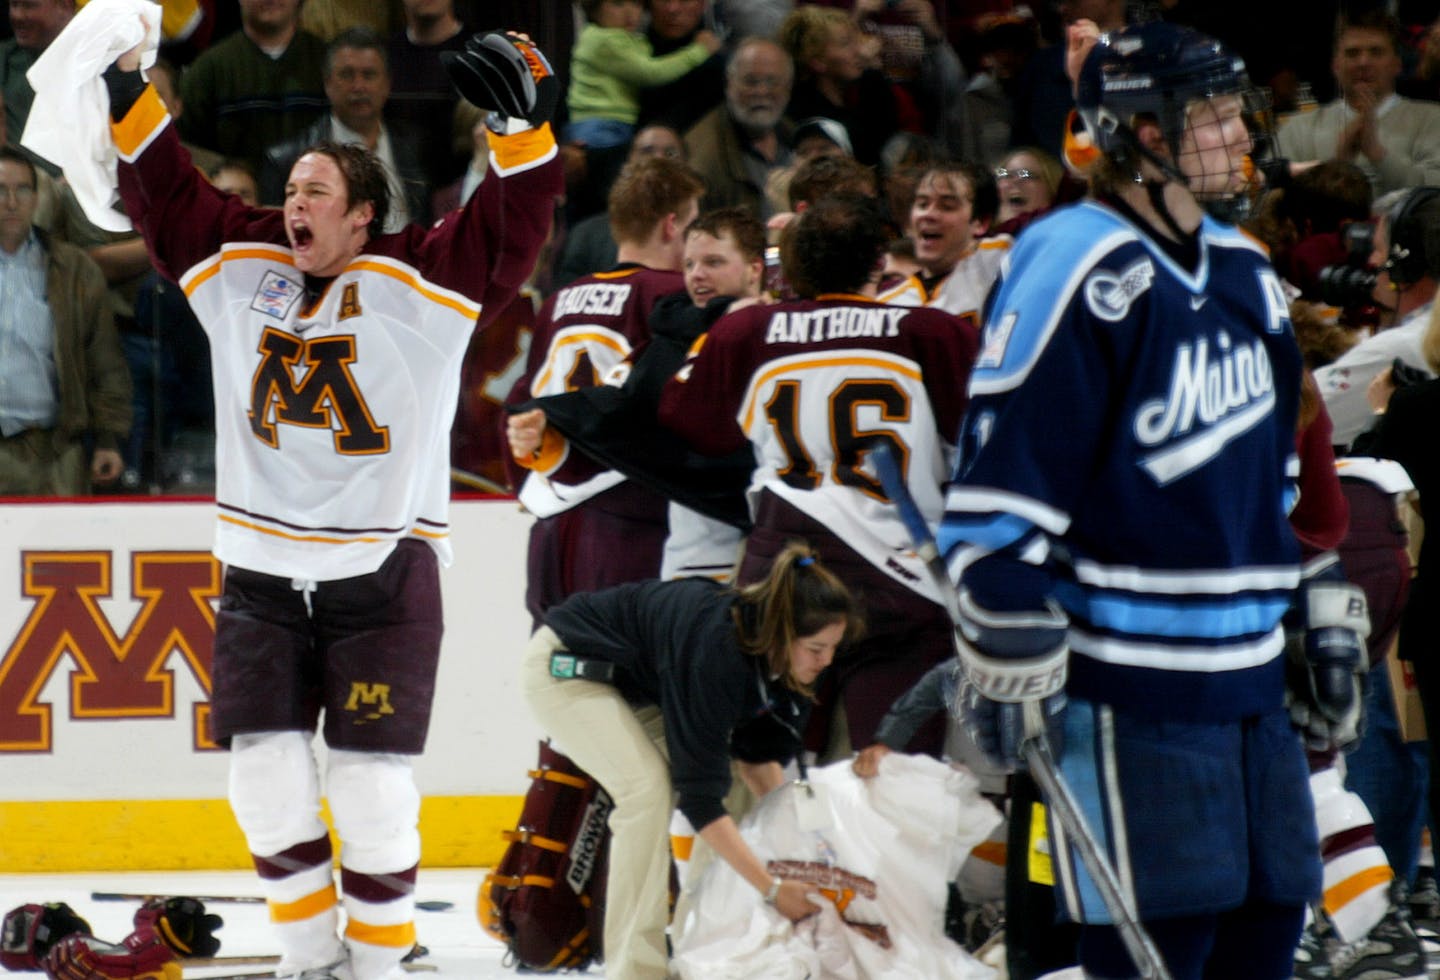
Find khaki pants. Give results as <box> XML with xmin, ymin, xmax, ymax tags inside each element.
<box><xmin>520</xmin><ymin>627</ymin><xmax>673</xmax><ymax>980</ymax></box>
<box><xmin>0</xmin><ymin>428</ymin><xmax>85</xmax><ymax>495</ymax></box>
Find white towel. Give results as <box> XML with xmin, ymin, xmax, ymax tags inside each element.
<box><xmin>22</xmin><ymin>0</ymin><xmax>161</xmax><ymax>232</ymax></box>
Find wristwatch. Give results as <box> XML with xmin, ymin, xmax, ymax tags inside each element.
<box><xmin>763</xmin><ymin>877</ymin><xmax>782</xmax><ymax>906</ymax></box>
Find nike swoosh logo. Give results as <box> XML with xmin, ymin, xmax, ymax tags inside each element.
<box><xmin>1190</xmin><ymin>295</ymin><xmax>1208</xmax><ymax>311</ymax></box>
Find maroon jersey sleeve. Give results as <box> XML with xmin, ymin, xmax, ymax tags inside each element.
<box><xmin>375</xmin><ymin>128</ymin><xmax>563</xmax><ymax>328</ymax></box>
<box><xmin>656</xmin><ymin>306</ymin><xmax>766</xmax><ymax>457</ymax></box>
<box><xmin>1291</xmin><ymin>397</ymin><xmax>1349</xmax><ymax>556</ymax></box>
<box><xmin>512</xmin><ymin>267</ymin><xmax>687</xmax><ymax>485</ymax></box>
<box><xmin>114</xmin><ymin>87</ymin><xmax>287</xmax><ymax>281</ymax></box>
<box><xmin>908</xmin><ymin>307</ymin><xmax>980</xmax><ymax>445</ymax></box>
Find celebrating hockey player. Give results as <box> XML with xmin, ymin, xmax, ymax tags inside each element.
<box><xmin>505</xmin><ymin>155</ymin><xmax>704</xmax><ymax>624</ymax></box>
<box><xmin>99</xmin><ymin>30</ymin><xmax>561</xmax><ymax>980</ymax></box>
<box><xmin>938</xmin><ymin>22</ymin><xmax>1368</xmax><ymax>979</ymax></box>
<box><xmin>880</xmin><ymin>160</ymin><xmax>1012</xmax><ymax>321</ymax></box>
<box><xmin>659</xmin><ymin>193</ymin><xmax>979</xmax><ymax>758</ymax></box>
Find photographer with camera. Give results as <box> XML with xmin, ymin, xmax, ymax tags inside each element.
<box><xmin>1314</xmin><ymin>186</ymin><xmax>1440</xmax><ymax>448</ymax></box>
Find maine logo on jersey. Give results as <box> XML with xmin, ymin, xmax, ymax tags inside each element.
<box><xmin>249</xmin><ymin>327</ymin><xmax>390</xmax><ymax>454</ymax></box>
<box><xmin>1133</xmin><ymin>330</ymin><xmax>1275</xmax><ymax>485</ymax></box>
<box><xmin>251</xmin><ymin>270</ymin><xmax>304</xmax><ymax>320</ymax></box>
<box><xmin>1084</xmin><ymin>257</ymin><xmax>1154</xmax><ymax>322</ymax></box>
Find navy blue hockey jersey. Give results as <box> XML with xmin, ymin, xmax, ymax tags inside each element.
<box><xmin>938</xmin><ymin>200</ymin><xmax>1304</xmax><ymax>723</ymax></box>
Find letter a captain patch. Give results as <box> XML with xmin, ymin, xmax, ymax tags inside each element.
<box><xmin>339</xmin><ymin>282</ymin><xmax>362</xmax><ymax>321</ymax></box>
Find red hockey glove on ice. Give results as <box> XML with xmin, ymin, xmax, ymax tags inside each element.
<box><xmin>1</xmin><ymin>903</ymin><xmax>91</xmax><ymax>970</ymax></box>
<box><xmin>42</xmin><ymin>931</ymin><xmax>180</xmax><ymax>980</ymax></box>
<box><xmin>132</xmin><ymin>898</ymin><xmax>222</xmax><ymax>958</ymax></box>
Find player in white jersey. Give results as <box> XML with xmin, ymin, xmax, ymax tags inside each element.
<box><xmin>879</xmin><ymin>160</ymin><xmax>1011</xmax><ymax>323</ymax></box>
<box><xmin>106</xmin><ymin>32</ymin><xmax>561</xmax><ymax>980</ymax></box>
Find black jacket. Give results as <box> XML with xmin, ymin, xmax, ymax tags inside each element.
<box><xmin>545</xmin><ymin>577</ymin><xmax>810</xmax><ymax>830</ymax></box>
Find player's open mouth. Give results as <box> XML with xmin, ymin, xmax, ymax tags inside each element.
<box><xmin>290</xmin><ymin>223</ymin><xmax>313</xmax><ymax>250</ymax></box>
<box><xmin>1004</xmin><ymin>192</ymin><xmax>1028</xmax><ymax>208</ymax></box>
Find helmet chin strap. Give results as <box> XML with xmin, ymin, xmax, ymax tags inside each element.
<box><xmin>1144</xmin><ymin>178</ymin><xmax>1192</xmax><ymax>242</ymax></box>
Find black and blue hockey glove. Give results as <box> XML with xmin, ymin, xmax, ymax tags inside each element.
<box><xmin>1285</xmin><ymin>575</ymin><xmax>1368</xmax><ymax>751</ymax></box>
<box><xmin>954</xmin><ymin>591</ymin><xmax>1069</xmax><ymax>772</ymax></box>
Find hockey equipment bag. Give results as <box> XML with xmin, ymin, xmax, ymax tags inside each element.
<box><xmin>478</xmin><ymin>740</ymin><xmax>611</xmax><ymax>971</ymax></box>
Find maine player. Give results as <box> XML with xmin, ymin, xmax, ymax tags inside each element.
<box><xmin>938</xmin><ymin>24</ymin><xmax>1368</xmax><ymax>979</ymax></box>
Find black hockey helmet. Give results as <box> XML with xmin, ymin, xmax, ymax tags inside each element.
<box><xmin>1076</xmin><ymin>22</ymin><xmax>1269</xmax><ymax>218</ymax></box>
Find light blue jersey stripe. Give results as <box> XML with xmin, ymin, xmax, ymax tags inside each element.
<box><xmin>937</xmin><ymin>511</ymin><xmax>1034</xmax><ymax>554</ymax></box>
<box><xmin>1054</xmin><ymin>582</ymin><xmax>1292</xmax><ymax>640</ymax></box>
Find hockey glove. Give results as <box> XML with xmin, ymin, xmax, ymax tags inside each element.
<box><xmin>1285</xmin><ymin>579</ymin><xmax>1369</xmax><ymax>751</ymax></box>
<box><xmin>42</xmin><ymin>932</ymin><xmax>180</xmax><ymax>980</ymax></box>
<box><xmin>954</xmin><ymin>591</ymin><xmax>1069</xmax><ymax>773</ymax></box>
<box><xmin>132</xmin><ymin>898</ymin><xmax>222</xmax><ymax>958</ymax></box>
<box><xmin>441</xmin><ymin>32</ymin><xmax>557</xmax><ymax>130</ymax></box>
<box><xmin>1</xmin><ymin>903</ymin><xmax>91</xmax><ymax>970</ymax></box>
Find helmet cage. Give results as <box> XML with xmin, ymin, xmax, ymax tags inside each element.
<box><xmin>1077</xmin><ymin>25</ymin><xmax>1272</xmax><ymax>220</ymax></box>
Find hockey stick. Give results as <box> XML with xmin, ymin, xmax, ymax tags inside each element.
<box><xmin>868</xmin><ymin>441</ymin><xmax>1173</xmax><ymax>980</ymax></box>
<box><xmin>450</xmin><ymin>466</ymin><xmax>509</xmax><ymax>495</ymax></box>
<box><xmin>88</xmin><ymin>893</ymin><xmax>454</xmax><ymax>912</ymax></box>
<box><xmin>200</xmin><ymin>965</ymin><xmax>438</xmax><ymax>979</ymax></box>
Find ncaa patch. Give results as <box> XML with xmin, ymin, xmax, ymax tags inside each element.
<box><xmin>1084</xmin><ymin>257</ymin><xmax>1154</xmax><ymax>322</ymax></box>
<box><xmin>251</xmin><ymin>269</ymin><xmax>304</xmax><ymax>321</ymax></box>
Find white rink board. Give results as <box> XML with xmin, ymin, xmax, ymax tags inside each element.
<box><xmin>0</xmin><ymin>497</ymin><xmax>542</xmax><ymax>803</ymax></box>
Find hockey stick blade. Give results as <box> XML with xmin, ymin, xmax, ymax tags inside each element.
<box><xmin>201</xmin><ymin>966</ymin><xmax>437</xmax><ymax>980</ymax></box>
<box><xmin>90</xmin><ymin>892</ymin><xmax>264</xmax><ymax>905</ymax></box>
<box><xmin>867</xmin><ymin>439</ymin><xmax>1174</xmax><ymax>980</ymax></box>
<box><xmin>89</xmin><ymin>892</ymin><xmax>453</xmax><ymax>912</ymax></box>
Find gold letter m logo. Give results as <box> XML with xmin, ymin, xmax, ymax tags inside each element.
<box><xmin>344</xmin><ymin>682</ymin><xmax>395</xmax><ymax>722</ymax></box>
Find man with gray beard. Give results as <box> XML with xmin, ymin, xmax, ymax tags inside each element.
<box><xmin>683</xmin><ymin>37</ymin><xmax>793</xmax><ymax>218</ymax></box>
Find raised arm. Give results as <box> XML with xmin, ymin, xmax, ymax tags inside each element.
<box><xmin>396</xmin><ymin>32</ymin><xmax>565</xmax><ymax>323</ymax></box>
<box><xmin>106</xmin><ymin>62</ymin><xmax>284</xmax><ymax>282</ymax></box>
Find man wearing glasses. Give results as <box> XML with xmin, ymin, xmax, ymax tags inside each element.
<box><xmin>684</xmin><ymin>37</ymin><xmax>794</xmax><ymax>218</ymax></box>
<box><xmin>0</xmin><ymin>146</ymin><xmax>129</xmax><ymax>495</ymax></box>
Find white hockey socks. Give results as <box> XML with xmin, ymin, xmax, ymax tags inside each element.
<box><xmin>229</xmin><ymin>731</ymin><xmax>345</xmax><ymax>974</ymax></box>
<box><xmin>328</xmin><ymin>749</ymin><xmax>421</xmax><ymax>980</ymax></box>
<box><xmin>1311</xmin><ymin>763</ymin><xmax>1393</xmax><ymax>942</ymax></box>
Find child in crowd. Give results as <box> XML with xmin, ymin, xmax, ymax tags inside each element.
<box><xmin>567</xmin><ymin>0</ymin><xmax>721</xmax><ymax>149</ymax></box>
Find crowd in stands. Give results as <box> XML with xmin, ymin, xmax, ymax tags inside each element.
<box><xmin>0</xmin><ymin>0</ymin><xmax>1430</xmax><ymax>498</ymax></box>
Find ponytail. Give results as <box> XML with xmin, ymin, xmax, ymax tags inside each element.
<box><xmin>733</xmin><ymin>541</ymin><xmax>863</xmax><ymax>695</ymax></box>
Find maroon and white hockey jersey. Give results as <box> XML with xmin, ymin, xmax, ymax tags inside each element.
<box><xmin>878</xmin><ymin>236</ymin><xmax>1011</xmax><ymax>321</ymax></box>
<box><xmin>658</xmin><ymin>295</ymin><xmax>978</xmax><ymax>603</ymax></box>
<box><xmin>510</xmin><ymin>265</ymin><xmax>684</xmax><ymax>518</ymax></box>
<box><xmin>113</xmin><ymin>83</ymin><xmax>561</xmax><ymax>581</ymax></box>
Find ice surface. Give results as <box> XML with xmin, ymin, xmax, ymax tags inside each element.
<box><xmin>0</xmin><ymin>868</ymin><xmax>597</xmax><ymax>978</ymax></box>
